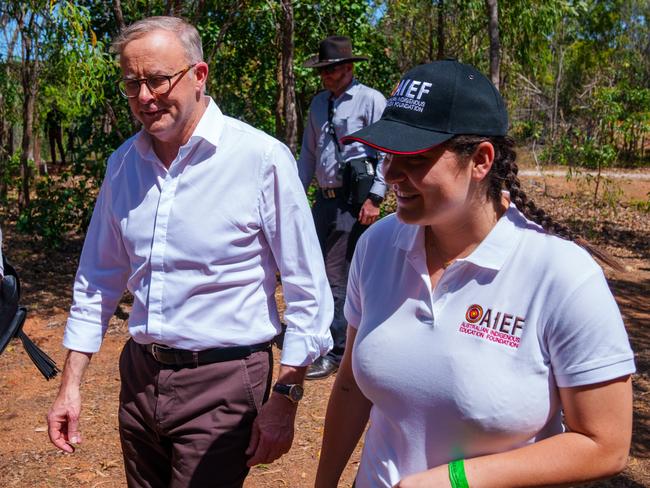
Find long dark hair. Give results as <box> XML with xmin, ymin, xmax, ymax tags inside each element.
<box><xmin>446</xmin><ymin>135</ymin><xmax>623</xmax><ymax>271</ymax></box>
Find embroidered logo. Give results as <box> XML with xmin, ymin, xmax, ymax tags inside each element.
<box><xmin>465</xmin><ymin>304</ymin><xmax>483</xmax><ymax>323</ymax></box>
<box><xmin>458</xmin><ymin>304</ymin><xmax>525</xmax><ymax>349</ymax></box>
<box><xmin>387</xmin><ymin>78</ymin><xmax>433</xmax><ymax>113</ymax></box>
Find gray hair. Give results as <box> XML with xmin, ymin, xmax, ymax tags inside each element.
<box><xmin>112</xmin><ymin>16</ymin><xmax>203</xmax><ymax>64</ymax></box>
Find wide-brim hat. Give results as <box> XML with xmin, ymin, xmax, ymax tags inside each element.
<box><xmin>303</xmin><ymin>36</ymin><xmax>368</xmax><ymax>68</ymax></box>
<box><xmin>342</xmin><ymin>60</ymin><xmax>509</xmax><ymax>154</ymax></box>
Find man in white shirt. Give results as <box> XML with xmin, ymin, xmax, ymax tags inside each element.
<box><xmin>46</xmin><ymin>16</ymin><xmax>333</xmax><ymax>487</ymax></box>
<box><xmin>298</xmin><ymin>36</ymin><xmax>386</xmax><ymax>379</ymax></box>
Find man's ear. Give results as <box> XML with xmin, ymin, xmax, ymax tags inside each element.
<box><xmin>194</xmin><ymin>62</ymin><xmax>209</xmax><ymax>89</ymax></box>
<box><xmin>471</xmin><ymin>141</ymin><xmax>495</xmax><ymax>182</ymax></box>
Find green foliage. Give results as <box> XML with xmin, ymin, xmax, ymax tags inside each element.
<box><xmin>629</xmin><ymin>195</ymin><xmax>650</xmax><ymax>213</ymax></box>
<box><xmin>16</xmin><ymin>171</ymin><xmax>97</xmax><ymax>248</ymax></box>
<box><xmin>0</xmin><ymin>152</ymin><xmax>23</xmax><ymax>198</ymax></box>
<box><xmin>1</xmin><ymin>0</ymin><xmax>648</xmax><ymax>247</ymax></box>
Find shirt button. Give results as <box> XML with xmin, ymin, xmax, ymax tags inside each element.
<box><xmin>442</xmin><ymin>285</ymin><xmax>449</xmax><ymax>292</ymax></box>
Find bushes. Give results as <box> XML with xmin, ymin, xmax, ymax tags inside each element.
<box><xmin>16</xmin><ymin>171</ymin><xmax>97</xmax><ymax>248</ymax></box>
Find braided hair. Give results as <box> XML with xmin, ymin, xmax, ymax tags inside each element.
<box><xmin>446</xmin><ymin>135</ymin><xmax>623</xmax><ymax>271</ymax></box>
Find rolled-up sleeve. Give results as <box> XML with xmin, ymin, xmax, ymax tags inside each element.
<box><xmin>63</xmin><ymin>164</ymin><xmax>130</xmax><ymax>353</ymax></box>
<box><xmin>259</xmin><ymin>143</ymin><xmax>334</xmax><ymax>366</ymax></box>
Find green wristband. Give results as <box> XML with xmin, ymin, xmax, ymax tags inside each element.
<box><xmin>448</xmin><ymin>459</ymin><xmax>470</xmax><ymax>488</ymax></box>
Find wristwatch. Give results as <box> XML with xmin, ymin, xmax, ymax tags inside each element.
<box><xmin>272</xmin><ymin>383</ymin><xmax>304</xmax><ymax>403</ymax></box>
<box><xmin>367</xmin><ymin>192</ymin><xmax>384</xmax><ymax>205</ymax></box>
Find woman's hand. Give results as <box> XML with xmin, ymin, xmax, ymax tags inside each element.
<box><xmin>393</xmin><ymin>466</ymin><xmax>451</xmax><ymax>488</ymax></box>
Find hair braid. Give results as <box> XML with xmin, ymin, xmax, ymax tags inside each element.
<box><xmin>447</xmin><ymin>135</ymin><xmax>623</xmax><ymax>271</ymax></box>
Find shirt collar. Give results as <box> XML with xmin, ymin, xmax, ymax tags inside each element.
<box><xmin>189</xmin><ymin>97</ymin><xmax>223</xmax><ymax>149</ymax></box>
<box><xmin>393</xmin><ymin>219</ymin><xmax>423</xmax><ymax>253</ymax></box>
<box><xmin>392</xmin><ymin>204</ymin><xmax>527</xmax><ymax>271</ymax></box>
<box><xmin>331</xmin><ymin>78</ymin><xmax>359</xmax><ymax>101</ymax></box>
<box><xmin>457</xmin><ymin>204</ymin><xmax>525</xmax><ymax>270</ymax></box>
<box><xmin>133</xmin><ymin>96</ymin><xmax>224</xmax><ymax>161</ymax></box>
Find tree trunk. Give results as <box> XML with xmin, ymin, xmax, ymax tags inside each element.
<box><xmin>19</xmin><ymin>13</ymin><xmax>39</xmax><ymax>210</ymax></box>
<box><xmin>426</xmin><ymin>3</ymin><xmax>433</xmax><ymax>62</ymax></box>
<box><xmin>20</xmin><ymin>82</ymin><xmax>35</xmax><ymax>209</ymax></box>
<box><xmin>277</xmin><ymin>0</ymin><xmax>297</xmax><ymax>155</ymax></box>
<box><xmin>0</xmin><ymin>120</ymin><xmax>6</xmax><ymax>200</ymax></box>
<box><xmin>112</xmin><ymin>0</ymin><xmax>126</xmax><ymax>33</ymax></box>
<box><xmin>165</xmin><ymin>0</ymin><xmax>183</xmax><ymax>16</ymax></box>
<box><xmin>206</xmin><ymin>0</ymin><xmax>245</xmax><ymax>67</ymax></box>
<box><xmin>275</xmin><ymin>40</ymin><xmax>285</xmax><ymax>144</ymax></box>
<box><xmin>551</xmin><ymin>45</ymin><xmax>564</xmax><ymax>144</ymax></box>
<box><xmin>436</xmin><ymin>0</ymin><xmax>445</xmax><ymax>59</ymax></box>
<box><xmin>34</xmin><ymin>129</ymin><xmax>43</xmax><ymax>175</ymax></box>
<box><xmin>485</xmin><ymin>0</ymin><xmax>500</xmax><ymax>90</ymax></box>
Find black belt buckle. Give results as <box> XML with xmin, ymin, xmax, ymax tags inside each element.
<box><xmin>149</xmin><ymin>343</ymin><xmax>181</xmax><ymax>365</ymax></box>
<box><xmin>149</xmin><ymin>343</ymin><xmax>199</xmax><ymax>368</ymax></box>
<box><xmin>149</xmin><ymin>343</ymin><xmax>169</xmax><ymax>363</ymax></box>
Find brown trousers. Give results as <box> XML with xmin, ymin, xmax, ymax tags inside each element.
<box><xmin>118</xmin><ymin>339</ymin><xmax>272</xmax><ymax>488</ymax></box>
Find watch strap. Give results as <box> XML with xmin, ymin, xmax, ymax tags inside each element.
<box><xmin>272</xmin><ymin>382</ymin><xmax>303</xmax><ymax>402</ymax></box>
<box><xmin>368</xmin><ymin>192</ymin><xmax>384</xmax><ymax>205</ymax></box>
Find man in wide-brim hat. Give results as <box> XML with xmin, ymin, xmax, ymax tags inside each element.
<box><xmin>298</xmin><ymin>36</ymin><xmax>387</xmax><ymax>380</ymax></box>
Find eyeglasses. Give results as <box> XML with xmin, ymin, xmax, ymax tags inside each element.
<box><xmin>118</xmin><ymin>64</ymin><xmax>197</xmax><ymax>98</ymax></box>
<box><xmin>318</xmin><ymin>64</ymin><xmax>345</xmax><ymax>75</ymax></box>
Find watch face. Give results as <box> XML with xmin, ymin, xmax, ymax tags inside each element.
<box><xmin>289</xmin><ymin>384</ymin><xmax>304</xmax><ymax>402</ymax></box>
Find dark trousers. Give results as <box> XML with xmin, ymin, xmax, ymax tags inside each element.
<box><xmin>312</xmin><ymin>194</ymin><xmax>367</xmax><ymax>364</ymax></box>
<box><xmin>118</xmin><ymin>339</ymin><xmax>272</xmax><ymax>488</ymax></box>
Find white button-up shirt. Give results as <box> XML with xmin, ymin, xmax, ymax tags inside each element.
<box><xmin>297</xmin><ymin>79</ymin><xmax>387</xmax><ymax>196</ymax></box>
<box><xmin>64</xmin><ymin>98</ymin><xmax>333</xmax><ymax>366</ymax></box>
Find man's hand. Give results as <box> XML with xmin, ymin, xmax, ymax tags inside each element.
<box><xmin>245</xmin><ymin>393</ymin><xmax>298</xmax><ymax>466</ymax></box>
<box><xmin>47</xmin><ymin>386</ymin><xmax>82</xmax><ymax>453</ymax></box>
<box><xmin>358</xmin><ymin>198</ymin><xmax>380</xmax><ymax>226</ymax></box>
<box><xmin>47</xmin><ymin>350</ymin><xmax>91</xmax><ymax>453</ymax></box>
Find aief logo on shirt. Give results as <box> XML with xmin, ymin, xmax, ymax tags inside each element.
<box><xmin>457</xmin><ymin>303</ymin><xmax>526</xmax><ymax>349</ymax></box>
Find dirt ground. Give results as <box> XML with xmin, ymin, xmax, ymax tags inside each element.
<box><xmin>0</xmin><ymin>169</ymin><xmax>648</xmax><ymax>488</ymax></box>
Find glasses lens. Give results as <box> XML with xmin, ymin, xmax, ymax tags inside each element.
<box><xmin>119</xmin><ymin>80</ymin><xmax>143</xmax><ymax>98</ymax></box>
<box><xmin>147</xmin><ymin>75</ymin><xmax>171</xmax><ymax>94</ymax></box>
<box><xmin>318</xmin><ymin>65</ymin><xmax>338</xmax><ymax>75</ymax></box>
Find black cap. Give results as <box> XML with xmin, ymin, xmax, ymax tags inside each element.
<box><xmin>342</xmin><ymin>60</ymin><xmax>508</xmax><ymax>154</ymax></box>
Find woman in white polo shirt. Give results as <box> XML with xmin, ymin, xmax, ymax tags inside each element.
<box><xmin>314</xmin><ymin>60</ymin><xmax>635</xmax><ymax>488</ymax></box>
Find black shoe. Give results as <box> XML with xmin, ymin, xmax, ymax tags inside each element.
<box><xmin>305</xmin><ymin>356</ymin><xmax>339</xmax><ymax>380</ymax></box>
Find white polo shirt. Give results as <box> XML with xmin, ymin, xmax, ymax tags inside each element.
<box><xmin>345</xmin><ymin>206</ymin><xmax>635</xmax><ymax>487</ymax></box>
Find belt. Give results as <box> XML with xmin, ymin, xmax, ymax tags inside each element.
<box><xmin>320</xmin><ymin>187</ymin><xmax>344</xmax><ymax>199</ymax></box>
<box><xmin>144</xmin><ymin>341</ymin><xmax>272</xmax><ymax>368</ymax></box>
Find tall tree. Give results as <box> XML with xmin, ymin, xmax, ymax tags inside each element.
<box><xmin>436</xmin><ymin>0</ymin><xmax>445</xmax><ymax>59</ymax></box>
<box><xmin>276</xmin><ymin>0</ymin><xmax>297</xmax><ymax>154</ymax></box>
<box><xmin>485</xmin><ymin>0</ymin><xmax>500</xmax><ymax>89</ymax></box>
<box><xmin>17</xmin><ymin>6</ymin><xmax>41</xmax><ymax>209</ymax></box>
<box><xmin>112</xmin><ymin>0</ymin><xmax>126</xmax><ymax>32</ymax></box>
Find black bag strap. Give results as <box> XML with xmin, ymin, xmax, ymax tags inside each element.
<box><xmin>327</xmin><ymin>97</ymin><xmax>343</xmax><ymax>154</ymax></box>
<box><xmin>327</xmin><ymin>98</ymin><xmax>348</xmax><ymax>181</ymax></box>
<box><xmin>0</xmin><ymin>255</ymin><xmax>60</xmax><ymax>380</ymax></box>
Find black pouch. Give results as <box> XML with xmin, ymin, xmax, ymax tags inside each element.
<box><xmin>343</xmin><ymin>157</ymin><xmax>377</xmax><ymax>208</ymax></box>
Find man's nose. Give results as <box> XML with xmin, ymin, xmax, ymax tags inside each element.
<box><xmin>137</xmin><ymin>81</ymin><xmax>156</xmax><ymax>103</ymax></box>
